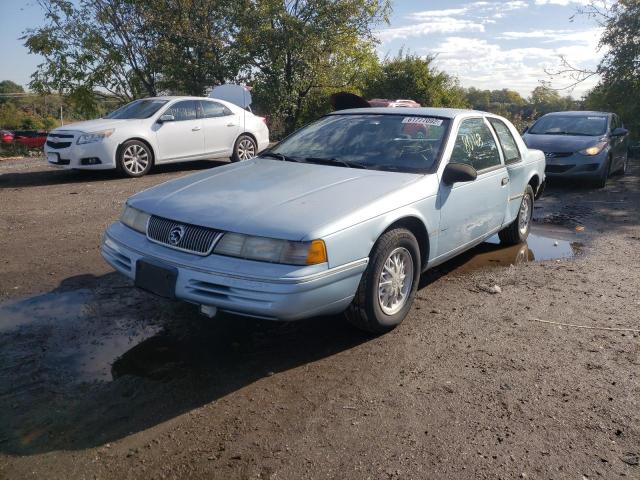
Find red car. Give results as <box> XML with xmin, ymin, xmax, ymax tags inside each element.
<box><xmin>1</xmin><ymin>130</ymin><xmax>14</xmax><ymax>144</ymax></box>
<box><xmin>12</xmin><ymin>130</ymin><xmax>48</xmax><ymax>149</ymax></box>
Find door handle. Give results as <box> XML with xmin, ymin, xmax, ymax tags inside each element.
<box><xmin>226</xmin><ymin>123</ymin><xmax>237</xmax><ymax>127</ymax></box>
<box><xmin>501</xmin><ymin>177</ymin><xmax>509</xmax><ymax>186</ymax></box>
<box><xmin>192</xmin><ymin>126</ymin><xmax>201</xmax><ymax>131</ymax></box>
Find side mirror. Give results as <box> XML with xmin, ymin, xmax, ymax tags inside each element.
<box><xmin>611</xmin><ymin>127</ymin><xmax>628</xmax><ymax>137</ymax></box>
<box><xmin>158</xmin><ymin>114</ymin><xmax>175</xmax><ymax>123</ymax></box>
<box><xmin>443</xmin><ymin>162</ymin><xmax>478</xmax><ymax>185</ymax></box>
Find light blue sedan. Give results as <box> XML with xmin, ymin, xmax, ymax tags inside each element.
<box><xmin>102</xmin><ymin>108</ymin><xmax>545</xmax><ymax>333</ymax></box>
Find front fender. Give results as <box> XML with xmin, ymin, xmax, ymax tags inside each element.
<box><xmin>322</xmin><ymin>196</ymin><xmax>438</xmax><ymax>269</ymax></box>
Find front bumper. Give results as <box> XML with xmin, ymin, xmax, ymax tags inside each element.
<box><xmin>45</xmin><ymin>140</ymin><xmax>117</xmax><ymax>170</ymax></box>
<box><xmin>543</xmin><ymin>151</ymin><xmax>608</xmax><ymax>180</ymax></box>
<box><xmin>101</xmin><ymin>222</ymin><xmax>367</xmax><ymax>321</ymax></box>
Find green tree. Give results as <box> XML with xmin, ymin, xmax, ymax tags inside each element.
<box><xmin>24</xmin><ymin>0</ymin><xmax>163</xmax><ymax>106</ymax></box>
<box><xmin>0</xmin><ymin>80</ymin><xmax>25</xmax><ymax>105</ymax></box>
<box><xmin>363</xmin><ymin>53</ymin><xmax>467</xmax><ymax>109</ymax></box>
<box><xmin>240</xmin><ymin>0</ymin><xmax>391</xmax><ymax>136</ymax></box>
<box><xmin>584</xmin><ymin>0</ymin><xmax>640</xmax><ymax>139</ymax></box>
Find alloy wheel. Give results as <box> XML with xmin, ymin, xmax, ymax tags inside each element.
<box><xmin>518</xmin><ymin>193</ymin><xmax>532</xmax><ymax>236</ymax></box>
<box><xmin>377</xmin><ymin>247</ymin><xmax>414</xmax><ymax>315</ymax></box>
<box><xmin>237</xmin><ymin>138</ymin><xmax>256</xmax><ymax>161</ymax></box>
<box><xmin>122</xmin><ymin>144</ymin><xmax>149</xmax><ymax>175</ymax></box>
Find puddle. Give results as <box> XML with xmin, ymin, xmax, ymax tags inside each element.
<box><xmin>433</xmin><ymin>225</ymin><xmax>584</xmax><ymax>276</ymax></box>
<box><xmin>0</xmin><ymin>287</ymin><xmax>164</xmax><ymax>383</ymax></box>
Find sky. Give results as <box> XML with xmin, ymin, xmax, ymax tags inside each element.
<box><xmin>376</xmin><ymin>0</ymin><xmax>604</xmax><ymax>97</ymax></box>
<box><xmin>0</xmin><ymin>0</ymin><xmax>603</xmax><ymax>99</ymax></box>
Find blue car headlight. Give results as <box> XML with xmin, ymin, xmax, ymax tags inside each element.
<box><xmin>579</xmin><ymin>141</ymin><xmax>607</xmax><ymax>156</ymax></box>
<box><xmin>214</xmin><ymin>233</ymin><xmax>327</xmax><ymax>265</ymax></box>
<box><xmin>120</xmin><ymin>204</ymin><xmax>150</xmax><ymax>233</ymax></box>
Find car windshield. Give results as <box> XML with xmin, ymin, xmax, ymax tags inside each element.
<box><xmin>105</xmin><ymin>99</ymin><xmax>168</xmax><ymax>119</ymax></box>
<box><xmin>267</xmin><ymin>114</ymin><xmax>450</xmax><ymax>173</ymax></box>
<box><xmin>529</xmin><ymin>115</ymin><xmax>608</xmax><ymax>136</ymax></box>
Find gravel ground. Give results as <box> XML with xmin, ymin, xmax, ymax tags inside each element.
<box><xmin>0</xmin><ymin>157</ymin><xmax>638</xmax><ymax>480</ymax></box>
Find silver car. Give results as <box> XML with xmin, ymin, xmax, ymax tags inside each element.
<box><xmin>102</xmin><ymin>108</ymin><xmax>545</xmax><ymax>333</ymax></box>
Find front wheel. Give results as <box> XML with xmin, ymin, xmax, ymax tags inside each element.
<box><xmin>345</xmin><ymin>228</ymin><xmax>421</xmax><ymax>334</ymax></box>
<box><xmin>498</xmin><ymin>185</ymin><xmax>534</xmax><ymax>245</ymax></box>
<box><xmin>231</xmin><ymin>135</ymin><xmax>257</xmax><ymax>162</ymax></box>
<box><xmin>118</xmin><ymin>140</ymin><xmax>153</xmax><ymax>177</ymax></box>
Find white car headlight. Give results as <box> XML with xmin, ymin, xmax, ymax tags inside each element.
<box><xmin>214</xmin><ymin>233</ymin><xmax>327</xmax><ymax>265</ymax></box>
<box><xmin>579</xmin><ymin>141</ymin><xmax>607</xmax><ymax>156</ymax></box>
<box><xmin>120</xmin><ymin>204</ymin><xmax>150</xmax><ymax>233</ymax></box>
<box><xmin>76</xmin><ymin>129</ymin><xmax>115</xmax><ymax>145</ymax></box>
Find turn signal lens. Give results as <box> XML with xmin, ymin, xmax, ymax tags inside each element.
<box><xmin>306</xmin><ymin>239</ymin><xmax>327</xmax><ymax>265</ymax></box>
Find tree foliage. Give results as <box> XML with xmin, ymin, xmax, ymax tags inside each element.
<box><xmin>242</xmin><ymin>0</ymin><xmax>391</xmax><ymax>135</ymax></box>
<box><xmin>584</xmin><ymin>0</ymin><xmax>640</xmax><ymax>139</ymax></box>
<box><xmin>364</xmin><ymin>53</ymin><xmax>467</xmax><ymax>109</ymax></box>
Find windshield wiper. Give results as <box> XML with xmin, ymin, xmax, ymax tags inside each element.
<box><xmin>304</xmin><ymin>157</ymin><xmax>367</xmax><ymax>169</ymax></box>
<box><xmin>260</xmin><ymin>152</ymin><xmax>304</xmax><ymax>163</ymax></box>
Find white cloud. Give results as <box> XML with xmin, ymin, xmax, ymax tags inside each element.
<box><xmin>534</xmin><ymin>0</ymin><xmax>589</xmax><ymax>5</ymax></box>
<box><xmin>407</xmin><ymin>8</ymin><xmax>469</xmax><ymax>20</ymax></box>
<box><xmin>428</xmin><ymin>33</ymin><xmax>603</xmax><ymax>97</ymax></box>
<box><xmin>377</xmin><ymin>18</ymin><xmax>485</xmax><ymax>42</ymax></box>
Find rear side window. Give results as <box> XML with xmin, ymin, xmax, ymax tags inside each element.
<box><xmin>165</xmin><ymin>100</ymin><xmax>198</xmax><ymax>121</ymax></box>
<box><xmin>488</xmin><ymin>118</ymin><xmax>521</xmax><ymax>164</ymax></box>
<box><xmin>450</xmin><ymin>118</ymin><xmax>501</xmax><ymax>171</ymax></box>
<box><xmin>201</xmin><ymin>101</ymin><xmax>232</xmax><ymax>118</ymax></box>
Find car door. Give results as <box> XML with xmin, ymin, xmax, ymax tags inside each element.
<box><xmin>155</xmin><ymin>100</ymin><xmax>204</xmax><ymax>162</ymax></box>
<box><xmin>436</xmin><ymin>117</ymin><xmax>509</xmax><ymax>257</ymax></box>
<box><xmin>200</xmin><ymin>100</ymin><xmax>241</xmax><ymax>157</ymax></box>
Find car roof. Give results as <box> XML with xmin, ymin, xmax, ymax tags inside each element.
<box><xmin>142</xmin><ymin>96</ymin><xmax>220</xmax><ymax>101</ymax></box>
<box><xmin>328</xmin><ymin>107</ymin><xmax>488</xmax><ymax>119</ymax></box>
<box><xmin>543</xmin><ymin>110</ymin><xmax>611</xmax><ymax>117</ymax></box>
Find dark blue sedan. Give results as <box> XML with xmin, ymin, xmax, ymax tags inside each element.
<box><xmin>523</xmin><ymin>111</ymin><xmax>629</xmax><ymax>188</ymax></box>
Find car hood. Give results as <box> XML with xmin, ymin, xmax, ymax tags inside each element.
<box><xmin>51</xmin><ymin>118</ymin><xmax>136</xmax><ymax>134</ymax></box>
<box><xmin>523</xmin><ymin>133</ymin><xmax>606</xmax><ymax>153</ymax></box>
<box><xmin>129</xmin><ymin>159</ymin><xmax>422</xmax><ymax>240</ymax></box>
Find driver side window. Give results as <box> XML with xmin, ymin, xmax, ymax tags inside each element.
<box><xmin>165</xmin><ymin>100</ymin><xmax>198</xmax><ymax>121</ymax></box>
<box><xmin>450</xmin><ymin>118</ymin><xmax>501</xmax><ymax>171</ymax></box>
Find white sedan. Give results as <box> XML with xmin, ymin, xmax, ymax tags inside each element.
<box><xmin>44</xmin><ymin>86</ymin><xmax>269</xmax><ymax>177</ymax></box>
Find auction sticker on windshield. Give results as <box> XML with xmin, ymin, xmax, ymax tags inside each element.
<box><xmin>402</xmin><ymin>117</ymin><xmax>443</xmax><ymax>126</ymax></box>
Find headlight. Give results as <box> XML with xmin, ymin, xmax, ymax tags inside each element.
<box><xmin>76</xmin><ymin>129</ymin><xmax>114</xmax><ymax>145</ymax></box>
<box><xmin>579</xmin><ymin>141</ymin><xmax>607</xmax><ymax>156</ymax></box>
<box><xmin>120</xmin><ymin>204</ymin><xmax>150</xmax><ymax>233</ymax></box>
<box><xmin>214</xmin><ymin>233</ymin><xmax>327</xmax><ymax>265</ymax></box>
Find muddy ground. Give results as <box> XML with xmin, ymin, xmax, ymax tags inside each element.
<box><xmin>0</xmin><ymin>157</ymin><xmax>638</xmax><ymax>480</ymax></box>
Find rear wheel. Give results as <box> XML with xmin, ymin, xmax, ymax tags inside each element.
<box><xmin>231</xmin><ymin>135</ymin><xmax>257</xmax><ymax>162</ymax></box>
<box><xmin>498</xmin><ymin>185</ymin><xmax>534</xmax><ymax>245</ymax></box>
<box><xmin>118</xmin><ymin>140</ymin><xmax>152</xmax><ymax>177</ymax></box>
<box><xmin>345</xmin><ymin>228</ymin><xmax>420</xmax><ymax>334</ymax></box>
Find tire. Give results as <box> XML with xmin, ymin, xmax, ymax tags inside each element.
<box><xmin>594</xmin><ymin>156</ymin><xmax>611</xmax><ymax>188</ymax></box>
<box><xmin>345</xmin><ymin>228</ymin><xmax>421</xmax><ymax>334</ymax></box>
<box><xmin>498</xmin><ymin>185</ymin><xmax>534</xmax><ymax>246</ymax></box>
<box><xmin>231</xmin><ymin>134</ymin><xmax>257</xmax><ymax>162</ymax></box>
<box><xmin>117</xmin><ymin>140</ymin><xmax>153</xmax><ymax>177</ymax></box>
<box><xmin>619</xmin><ymin>151</ymin><xmax>629</xmax><ymax>176</ymax></box>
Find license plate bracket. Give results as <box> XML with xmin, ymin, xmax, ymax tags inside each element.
<box><xmin>135</xmin><ymin>259</ymin><xmax>177</xmax><ymax>299</ymax></box>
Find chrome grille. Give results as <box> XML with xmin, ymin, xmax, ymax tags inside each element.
<box><xmin>146</xmin><ymin>215</ymin><xmax>223</xmax><ymax>256</ymax></box>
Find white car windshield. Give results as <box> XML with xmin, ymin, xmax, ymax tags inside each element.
<box><xmin>529</xmin><ymin>115</ymin><xmax>608</xmax><ymax>136</ymax></box>
<box><xmin>268</xmin><ymin>114</ymin><xmax>450</xmax><ymax>173</ymax></box>
<box><xmin>106</xmin><ymin>99</ymin><xmax>169</xmax><ymax>119</ymax></box>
